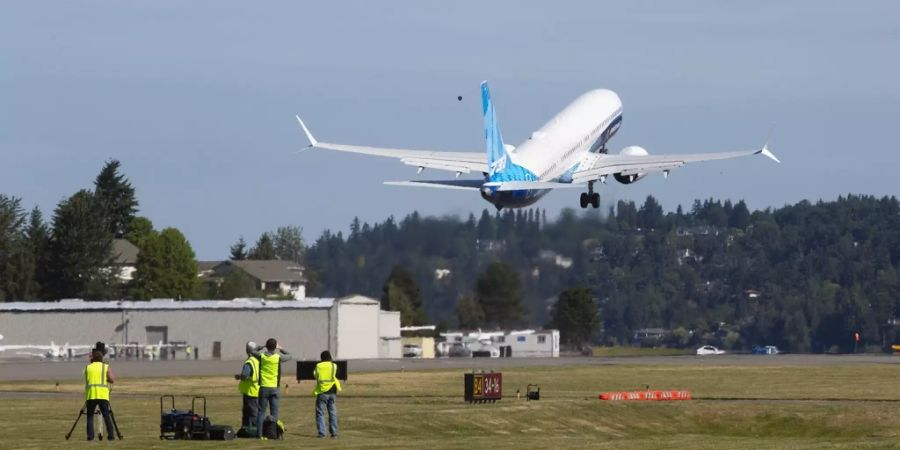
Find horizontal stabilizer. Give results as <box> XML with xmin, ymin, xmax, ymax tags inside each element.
<box><xmin>483</xmin><ymin>181</ymin><xmax>583</xmax><ymax>191</ymax></box>
<box><xmin>384</xmin><ymin>179</ymin><xmax>484</xmax><ymax>191</ymax></box>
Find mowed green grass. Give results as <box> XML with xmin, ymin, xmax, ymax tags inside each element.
<box><xmin>2</xmin><ymin>363</ymin><xmax>900</xmax><ymax>449</ymax></box>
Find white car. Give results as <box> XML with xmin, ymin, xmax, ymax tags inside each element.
<box><xmin>402</xmin><ymin>344</ymin><xmax>423</xmax><ymax>358</ymax></box>
<box><xmin>696</xmin><ymin>345</ymin><xmax>726</xmax><ymax>355</ymax></box>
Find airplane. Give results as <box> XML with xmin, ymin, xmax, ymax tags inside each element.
<box><xmin>295</xmin><ymin>81</ymin><xmax>780</xmax><ymax>210</ymax></box>
<box><xmin>0</xmin><ymin>341</ymin><xmax>93</xmax><ymax>360</ymax></box>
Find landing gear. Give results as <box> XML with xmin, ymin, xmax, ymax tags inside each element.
<box><xmin>579</xmin><ymin>182</ymin><xmax>600</xmax><ymax>209</ymax></box>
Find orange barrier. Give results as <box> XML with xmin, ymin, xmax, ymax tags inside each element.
<box><xmin>599</xmin><ymin>390</ymin><xmax>691</xmax><ymax>401</ymax></box>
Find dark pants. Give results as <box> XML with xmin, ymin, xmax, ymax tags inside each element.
<box><xmin>86</xmin><ymin>399</ymin><xmax>115</xmax><ymax>441</ymax></box>
<box><xmin>256</xmin><ymin>387</ymin><xmax>280</xmax><ymax>437</ymax></box>
<box><xmin>242</xmin><ymin>395</ymin><xmax>259</xmax><ymax>428</ymax></box>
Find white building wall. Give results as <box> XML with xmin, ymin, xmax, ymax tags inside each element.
<box><xmin>0</xmin><ymin>296</ymin><xmax>402</xmax><ymax>361</ymax></box>
<box><xmin>378</xmin><ymin>310</ymin><xmax>401</xmax><ymax>358</ymax></box>
<box><xmin>499</xmin><ymin>330</ymin><xmax>559</xmax><ymax>357</ymax></box>
<box><xmin>0</xmin><ymin>308</ymin><xmax>332</xmax><ymax>360</ymax></box>
<box><xmin>334</xmin><ymin>296</ymin><xmax>380</xmax><ymax>359</ymax></box>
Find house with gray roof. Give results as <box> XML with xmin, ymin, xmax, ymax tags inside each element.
<box><xmin>208</xmin><ymin>260</ymin><xmax>307</xmax><ymax>299</ymax></box>
<box><xmin>110</xmin><ymin>239</ymin><xmax>140</xmax><ymax>282</ymax></box>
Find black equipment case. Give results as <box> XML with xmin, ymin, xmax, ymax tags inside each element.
<box><xmin>159</xmin><ymin>395</ymin><xmax>211</xmax><ymax>440</ymax></box>
<box><xmin>209</xmin><ymin>424</ymin><xmax>236</xmax><ymax>440</ymax></box>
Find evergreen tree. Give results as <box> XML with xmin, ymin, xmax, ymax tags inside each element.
<box><xmin>131</xmin><ymin>228</ymin><xmax>199</xmax><ymax>300</ymax></box>
<box><xmin>381</xmin><ymin>266</ymin><xmax>425</xmax><ymax>325</ymax></box>
<box><xmin>552</xmin><ymin>287</ymin><xmax>600</xmax><ymax>346</ymax></box>
<box><xmin>45</xmin><ymin>190</ymin><xmax>115</xmax><ymax>300</ymax></box>
<box><xmin>456</xmin><ymin>294</ymin><xmax>484</xmax><ymax>329</ymax></box>
<box><xmin>249</xmin><ymin>232</ymin><xmax>276</xmax><ymax>259</ymax></box>
<box><xmin>0</xmin><ymin>195</ymin><xmax>26</xmax><ymax>300</ymax></box>
<box><xmin>20</xmin><ymin>207</ymin><xmax>49</xmax><ymax>300</ymax></box>
<box><xmin>272</xmin><ymin>226</ymin><xmax>305</xmax><ymax>263</ymax></box>
<box><xmin>230</xmin><ymin>236</ymin><xmax>248</xmax><ymax>260</ymax></box>
<box><xmin>93</xmin><ymin>159</ymin><xmax>138</xmax><ymax>238</ymax></box>
<box><xmin>476</xmin><ymin>262</ymin><xmax>525</xmax><ymax>327</ymax></box>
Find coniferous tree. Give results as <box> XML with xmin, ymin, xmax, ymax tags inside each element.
<box><xmin>0</xmin><ymin>195</ymin><xmax>26</xmax><ymax>300</ymax></box>
<box><xmin>45</xmin><ymin>190</ymin><xmax>115</xmax><ymax>300</ymax></box>
<box><xmin>476</xmin><ymin>262</ymin><xmax>525</xmax><ymax>328</ymax></box>
<box><xmin>381</xmin><ymin>266</ymin><xmax>425</xmax><ymax>325</ymax></box>
<box><xmin>456</xmin><ymin>294</ymin><xmax>484</xmax><ymax>329</ymax></box>
<box><xmin>272</xmin><ymin>226</ymin><xmax>305</xmax><ymax>264</ymax></box>
<box><xmin>249</xmin><ymin>232</ymin><xmax>276</xmax><ymax>260</ymax></box>
<box><xmin>93</xmin><ymin>159</ymin><xmax>138</xmax><ymax>238</ymax></box>
<box><xmin>230</xmin><ymin>236</ymin><xmax>248</xmax><ymax>260</ymax></box>
<box><xmin>18</xmin><ymin>207</ymin><xmax>49</xmax><ymax>300</ymax></box>
<box><xmin>552</xmin><ymin>287</ymin><xmax>600</xmax><ymax>346</ymax></box>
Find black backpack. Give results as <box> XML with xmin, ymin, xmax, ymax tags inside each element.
<box><xmin>262</xmin><ymin>416</ymin><xmax>283</xmax><ymax>440</ymax></box>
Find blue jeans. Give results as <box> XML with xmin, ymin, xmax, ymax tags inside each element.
<box><xmin>86</xmin><ymin>400</ymin><xmax>115</xmax><ymax>441</ymax></box>
<box><xmin>315</xmin><ymin>393</ymin><xmax>338</xmax><ymax>437</ymax></box>
<box><xmin>256</xmin><ymin>387</ymin><xmax>280</xmax><ymax>437</ymax></box>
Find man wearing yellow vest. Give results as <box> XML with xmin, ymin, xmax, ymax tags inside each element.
<box><xmin>84</xmin><ymin>350</ymin><xmax>115</xmax><ymax>441</ymax></box>
<box><xmin>251</xmin><ymin>338</ymin><xmax>291</xmax><ymax>439</ymax></box>
<box><xmin>234</xmin><ymin>341</ymin><xmax>260</xmax><ymax>430</ymax></box>
<box><xmin>313</xmin><ymin>350</ymin><xmax>342</xmax><ymax>438</ymax></box>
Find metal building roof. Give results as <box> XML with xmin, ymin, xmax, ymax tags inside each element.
<box><xmin>0</xmin><ymin>297</ymin><xmax>336</xmax><ymax>312</ymax></box>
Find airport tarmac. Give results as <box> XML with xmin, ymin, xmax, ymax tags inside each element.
<box><xmin>0</xmin><ymin>354</ymin><xmax>896</xmax><ymax>382</ymax></box>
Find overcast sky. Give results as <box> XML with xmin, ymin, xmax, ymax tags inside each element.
<box><xmin>2</xmin><ymin>1</ymin><xmax>898</xmax><ymax>259</ymax></box>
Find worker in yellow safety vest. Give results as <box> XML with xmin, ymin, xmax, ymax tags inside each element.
<box><xmin>84</xmin><ymin>350</ymin><xmax>116</xmax><ymax>441</ymax></box>
<box><xmin>234</xmin><ymin>341</ymin><xmax>260</xmax><ymax>429</ymax></box>
<box><xmin>313</xmin><ymin>350</ymin><xmax>342</xmax><ymax>438</ymax></box>
<box><xmin>251</xmin><ymin>338</ymin><xmax>291</xmax><ymax>439</ymax></box>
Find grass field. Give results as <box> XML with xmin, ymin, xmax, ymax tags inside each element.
<box><xmin>2</xmin><ymin>363</ymin><xmax>900</xmax><ymax>449</ymax></box>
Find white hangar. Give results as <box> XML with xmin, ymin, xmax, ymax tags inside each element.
<box><xmin>0</xmin><ymin>295</ymin><xmax>400</xmax><ymax>360</ymax></box>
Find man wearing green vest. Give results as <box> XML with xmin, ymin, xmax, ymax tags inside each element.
<box><xmin>252</xmin><ymin>338</ymin><xmax>291</xmax><ymax>439</ymax></box>
<box><xmin>234</xmin><ymin>341</ymin><xmax>260</xmax><ymax>430</ymax></box>
<box><xmin>313</xmin><ymin>350</ymin><xmax>342</xmax><ymax>438</ymax></box>
<box><xmin>84</xmin><ymin>350</ymin><xmax>115</xmax><ymax>441</ymax></box>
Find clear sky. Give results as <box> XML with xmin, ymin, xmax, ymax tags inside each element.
<box><xmin>2</xmin><ymin>1</ymin><xmax>898</xmax><ymax>259</ymax></box>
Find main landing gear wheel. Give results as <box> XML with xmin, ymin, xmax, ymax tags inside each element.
<box><xmin>579</xmin><ymin>182</ymin><xmax>600</xmax><ymax>209</ymax></box>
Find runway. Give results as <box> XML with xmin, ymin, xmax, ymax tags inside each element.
<box><xmin>0</xmin><ymin>354</ymin><xmax>896</xmax><ymax>382</ymax></box>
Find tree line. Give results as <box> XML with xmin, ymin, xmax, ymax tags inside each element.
<box><xmin>305</xmin><ymin>195</ymin><xmax>900</xmax><ymax>353</ymax></box>
<box><xmin>0</xmin><ymin>160</ymin><xmax>199</xmax><ymax>300</ymax></box>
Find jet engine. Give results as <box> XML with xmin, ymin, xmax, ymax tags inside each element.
<box><xmin>613</xmin><ymin>146</ymin><xmax>649</xmax><ymax>184</ymax></box>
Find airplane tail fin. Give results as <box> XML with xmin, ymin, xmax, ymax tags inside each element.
<box><xmin>481</xmin><ymin>81</ymin><xmax>510</xmax><ymax>176</ymax></box>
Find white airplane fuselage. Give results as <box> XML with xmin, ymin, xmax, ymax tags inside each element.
<box><xmin>480</xmin><ymin>89</ymin><xmax>623</xmax><ymax>208</ymax></box>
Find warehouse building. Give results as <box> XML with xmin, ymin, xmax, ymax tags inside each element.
<box><xmin>0</xmin><ymin>295</ymin><xmax>400</xmax><ymax>360</ymax></box>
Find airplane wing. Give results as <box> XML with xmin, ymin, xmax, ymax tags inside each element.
<box><xmin>0</xmin><ymin>344</ymin><xmax>54</xmax><ymax>351</ymax></box>
<box><xmin>572</xmin><ymin>144</ymin><xmax>779</xmax><ymax>185</ymax></box>
<box><xmin>384</xmin><ymin>179</ymin><xmax>485</xmax><ymax>190</ymax></box>
<box><xmin>296</xmin><ymin>116</ymin><xmax>487</xmax><ymax>175</ymax></box>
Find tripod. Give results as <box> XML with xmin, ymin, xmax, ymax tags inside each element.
<box><xmin>65</xmin><ymin>402</ymin><xmax>123</xmax><ymax>440</ymax></box>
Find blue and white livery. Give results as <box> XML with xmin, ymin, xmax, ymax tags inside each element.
<box><xmin>296</xmin><ymin>82</ymin><xmax>779</xmax><ymax>209</ymax></box>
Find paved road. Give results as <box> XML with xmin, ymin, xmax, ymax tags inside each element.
<box><xmin>1</xmin><ymin>354</ymin><xmax>897</xmax><ymax>382</ymax></box>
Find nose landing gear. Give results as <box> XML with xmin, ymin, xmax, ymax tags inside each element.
<box><xmin>579</xmin><ymin>181</ymin><xmax>600</xmax><ymax>209</ymax></box>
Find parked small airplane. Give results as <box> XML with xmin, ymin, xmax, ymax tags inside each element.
<box><xmin>296</xmin><ymin>81</ymin><xmax>779</xmax><ymax>210</ymax></box>
<box><xmin>0</xmin><ymin>341</ymin><xmax>93</xmax><ymax>360</ymax></box>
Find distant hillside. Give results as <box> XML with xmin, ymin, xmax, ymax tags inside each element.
<box><xmin>305</xmin><ymin>194</ymin><xmax>900</xmax><ymax>353</ymax></box>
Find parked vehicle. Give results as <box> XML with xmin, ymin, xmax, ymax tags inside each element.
<box><xmin>402</xmin><ymin>344</ymin><xmax>423</xmax><ymax>358</ymax></box>
<box><xmin>752</xmin><ymin>345</ymin><xmax>780</xmax><ymax>355</ymax></box>
<box><xmin>696</xmin><ymin>345</ymin><xmax>726</xmax><ymax>355</ymax></box>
